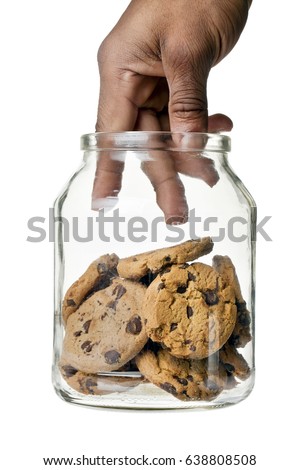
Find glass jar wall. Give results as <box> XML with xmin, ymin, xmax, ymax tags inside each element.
<box><xmin>52</xmin><ymin>132</ymin><xmax>256</xmax><ymax>409</ymax></box>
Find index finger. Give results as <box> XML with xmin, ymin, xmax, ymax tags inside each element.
<box><xmin>92</xmin><ymin>56</ymin><xmax>160</xmax><ymax>209</ymax></box>
<box><xmin>92</xmin><ymin>72</ymin><xmax>139</xmax><ymax>210</ymax></box>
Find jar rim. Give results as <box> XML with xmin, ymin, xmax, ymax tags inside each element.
<box><xmin>81</xmin><ymin>131</ymin><xmax>231</xmax><ymax>152</ymax></box>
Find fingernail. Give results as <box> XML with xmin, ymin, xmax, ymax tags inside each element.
<box><xmin>91</xmin><ymin>197</ymin><xmax>119</xmax><ymax>211</ymax></box>
<box><xmin>207</xmin><ymin>172</ymin><xmax>220</xmax><ymax>188</ymax></box>
<box><xmin>165</xmin><ymin>215</ymin><xmax>188</xmax><ymax>226</ymax></box>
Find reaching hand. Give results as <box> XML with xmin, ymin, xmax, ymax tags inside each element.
<box><xmin>92</xmin><ymin>0</ymin><xmax>250</xmax><ymax>223</ymax></box>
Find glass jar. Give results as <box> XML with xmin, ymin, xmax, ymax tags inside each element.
<box><xmin>52</xmin><ymin>132</ymin><xmax>256</xmax><ymax>410</ymax></box>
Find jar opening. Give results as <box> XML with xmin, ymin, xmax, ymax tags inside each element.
<box><xmin>81</xmin><ymin>132</ymin><xmax>230</xmax><ymax>153</ymax></box>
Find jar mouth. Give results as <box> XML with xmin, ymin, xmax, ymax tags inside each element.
<box><xmin>81</xmin><ymin>131</ymin><xmax>231</xmax><ymax>152</ymax></box>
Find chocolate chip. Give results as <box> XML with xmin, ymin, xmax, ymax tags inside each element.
<box><xmin>187</xmin><ymin>375</ymin><xmax>194</xmax><ymax>382</ymax></box>
<box><xmin>83</xmin><ymin>320</ymin><xmax>92</xmax><ymax>333</ymax></box>
<box><xmin>113</xmin><ymin>284</ymin><xmax>127</xmax><ymax>300</ymax></box>
<box><xmin>204</xmin><ymin>290</ymin><xmax>219</xmax><ymax>305</ymax></box>
<box><xmin>73</xmin><ymin>330</ymin><xmax>82</xmax><ymax>337</ymax></box>
<box><xmin>81</xmin><ymin>341</ymin><xmax>93</xmax><ymax>353</ymax></box>
<box><xmin>170</xmin><ymin>323</ymin><xmax>178</xmax><ymax>332</ymax></box>
<box><xmin>177</xmin><ymin>285</ymin><xmax>187</xmax><ymax>294</ymax></box>
<box><xmin>190</xmin><ymin>345</ymin><xmax>196</xmax><ymax>352</ymax></box>
<box><xmin>104</xmin><ymin>350</ymin><xmax>121</xmax><ymax>364</ymax></box>
<box><xmin>184</xmin><ymin>339</ymin><xmax>192</xmax><ymax>345</ymax></box>
<box><xmin>157</xmin><ymin>282</ymin><xmax>165</xmax><ymax>291</ymax></box>
<box><xmin>62</xmin><ymin>365</ymin><xmax>78</xmax><ymax>378</ymax></box>
<box><xmin>188</xmin><ymin>272</ymin><xmax>196</xmax><ymax>281</ymax></box>
<box><xmin>67</xmin><ymin>299</ymin><xmax>76</xmax><ymax>307</ymax></box>
<box><xmin>229</xmin><ymin>334</ymin><xmax>240</xmax><ymax>346</ymax></box>
<box><xmin>97</xmin><ymin>262</ymin><xmax>107</xmax><ymax>273</ymax></box>
<box><xmin>85</xmin><ymin>378</ymin><xmax>97</xmax><ymax>387</ymax></box>
<box><xmin>85</xmin><ymin>378</ymin><xmax>98</xmax><ymax>394</ymax></box>
<box><xmin>236</xmin><ymin>300</ymin><xmax>247</xmax><ymax>312</ymax></box>
<box><xmin>82</xmin><ymin>276</ymin><xmax>112</xmax><ymax>303</ymax></box>
<box><xmin>126</xmin><ymin>315</ymin><xmax>142</xmax><ymax>335</ymax></box>
<box><xmin>160</xmin><ymin>382</ymin><xmax>177</xmax><ymax>395</ymax></box>
<box><xmin>179</xmin><ymin>264</ymin><xmax>189</xmax><ymax>269</ymax></box>
<box><xmin>164</xmin><ymin>256</ymin><xmax>171</xmax><ymax>262</ymax></box>
<box><xmin>107</xmin><ymin>300</ymin><xmax>118</xmax><ymax>311</ymax></box>
<box><xmin>174</xmin><ymin>376</ymin><xmax>188</xmax><ymax>386</ymax></box>
<box><xmin>93</xmin><ymin>276</ymin><xmax>112</xmax><ymax>292</ymax></box>
<box><xmin>186</xmin><ymin>306</ymin><xmax>193</xmax><ymax>319</ymax></box>
<box><xmin>86</xmin><ymin>378</ymin><xmax>97</xmax><ymax>387</ymax></box>
<box><xmin>132</xmin><ymin>257</ymin><xmax>138</xmax><ymax>262</ymax></box>
<box><xmin>224</xmin><ymin>363</ymin><xmax>235</xmax><ymax>374</ymax></box>
<box><xmin>106</xmin><ymin>285</ymin><xmax>126</xmax><ymax>310</ymax></box>
<box><xmin>239</xmin><ymin>312</ymin><xmax>251</xmax><ymax>327</ymax></box>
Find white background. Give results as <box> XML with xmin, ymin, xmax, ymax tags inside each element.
<box><xmin>1</xmin><ymin>1</ymin><xmax>299</xmax><ymax>468</ymax></box>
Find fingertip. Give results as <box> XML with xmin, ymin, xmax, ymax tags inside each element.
<box><xmin>208</xmin><ymin>114</ymin><xmax>233</xmax><ymax>132</ymax></box>
<box><xmin>207</xmin><ymin>171</ymin><xmax>220</xmax><ymax>188</ymax></box>
<box><xmin>165</xmin><ymin>214</ymin><xmax>188</xmax><ymax>226</ymax></box>
<box><xmin>91</xmin><ymin>197</ymin><xmax>119</xmax><ymax>212</ymax></box>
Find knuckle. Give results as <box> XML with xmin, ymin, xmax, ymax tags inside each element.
<box><xmin>171</xmin><ymin>109</ymin><xmax>207</xmax><ymax>123</ymax></box>
<box><xmin>169</xmin><ymin>90</ymin><xmax>208</xmax><ymax>129</ymax></box>
<box><xmin>162</xmin><ymin>23</ymin><xmax>216</xmax><ymax>74</ymax></box>
<box><xmin>97</xmin><ymin>37</ymin><xmax>114</xmax><ymax>66</ymax></box>
<box><xmin>170</xmin><ymin>89</ymin><xmax>207</xmax><ymax>116</ymax></box>
<box><xmin>163</xmin><ymin>40</ymin><xmax>193</xmax><ymax>69</ymax></box>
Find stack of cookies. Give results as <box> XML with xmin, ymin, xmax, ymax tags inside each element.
<box><xmin>60</xmin><ymin>238</ymin><xmax>252</xmax><ymax>401</ymax></box>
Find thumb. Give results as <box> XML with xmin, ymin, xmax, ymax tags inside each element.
<box><xmin>163</xmin><ymin>45</ymin><xmax>210</xmax><ymax>133</ymax></box>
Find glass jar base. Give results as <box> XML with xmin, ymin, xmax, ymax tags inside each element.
<box><xmin>53</xmin><ymin>368</ymin><xmax>255</xmax><ymax>411</ymax></box>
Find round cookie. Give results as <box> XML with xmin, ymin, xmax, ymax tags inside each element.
<box><xmin>117</xmin><ymin>238</ymin><xmax>213</xmax><ymax>280</ymax></box>
<box><xmin>143</xmin><ymin>262</ymin><xmax>237</xmax><ymax>359</ymax></box>
<box><xmin>219</xmin><ymin>343</ymin><xmax>250</xmax><ymax>380</ymax></box>
<box><xmin>61</xmin><ymin>278</ymin><xmax>147</xmax><ymax>373</ymax></box>
<box><xmin>135</xmin><ymin>347</ymin><xmax>227</xmax><ymax>401</ymax></box>
<box><xmin>212</xmin><ymin>255</ymin><xmax>252</xmax><ymax>348</ymax></box>
<box><xmin>62</xmin><ymin>253</ymin><xmax>119</xmax><ymax>324</ymax></box>
<box><xmin>60</xmin><ymin>361</ymin><xmax>143</xmax><ymax>396</ymax></box>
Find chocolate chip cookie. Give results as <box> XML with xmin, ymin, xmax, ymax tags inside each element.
<box><xmin>212</xmin><ymin>255</ymin><xmax>252</xmax><ymax>347</ymax></box>
<box><xmin>60</xmin><ymin>361</ymin><xmax>143</xmax><ymax>396</ymax></box>
<box><xmin>62</xmin><ymin>253</ymin><xmax>119</xmax><ymax>324</ymax></box>
<box><xmin>143</xmin><ymin>262</ymin><xmax>237</xmax><ymax>359</ymax></box>
<box><xmin>117</xmin><ymin>238</ymin><xmax>213</xmax><ymax>280</ymax></box>
<box><xmin>61</xmin><ymin>278</ymin><xmax>147</xmax><ymax>373</ymax></box>
<box><xmin>219</xmin><ymin>343</ymin><xmax>250</xmax><ymax>380</ymax></box>
<box><xmin>135</xmin><ymin>346</ymin><xmax>227</xmax><ymax>401</ymax></box>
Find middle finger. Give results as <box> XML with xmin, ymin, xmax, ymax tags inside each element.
<box><xmin>136</xmin><ymin>108</ymin><xmax>189</xmax><ymax>224</ymax></box>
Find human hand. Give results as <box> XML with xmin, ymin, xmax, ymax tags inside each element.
<box><xmin>93</xmin><ymin>0</ymin><xmax>250</xmax><ymax>223</ymax></box>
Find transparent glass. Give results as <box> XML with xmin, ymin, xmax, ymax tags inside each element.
<box><xmin>52</xmin><ymin>132</ymin><xmax>256</xmax><ymax>410</ymax></box>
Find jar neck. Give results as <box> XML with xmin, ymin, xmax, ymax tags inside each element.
<box><xmin>83</xmin><ymin>149</ymin><xmax>229</xmax><ymax>169</ymax></box>
<box><xmin>80</xmin><ymin>131</ymin><xmax>231</xmax><ymax>154</ymax></box>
